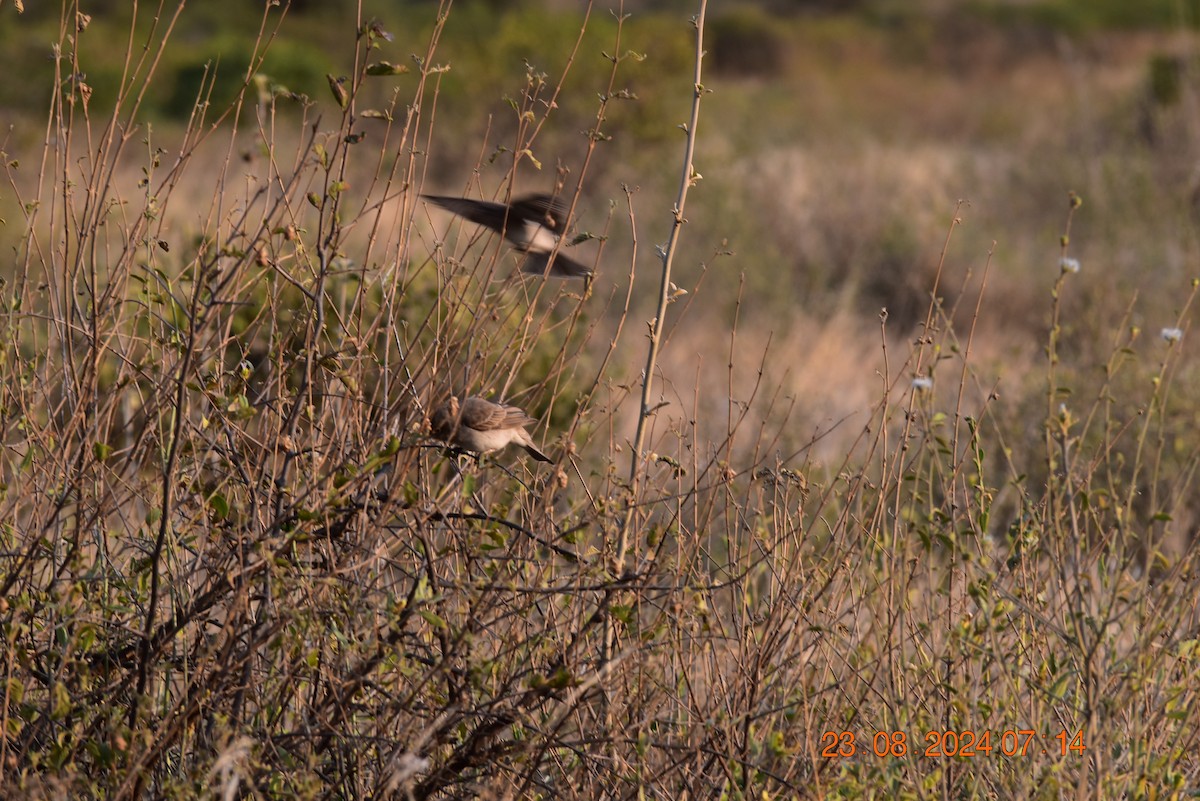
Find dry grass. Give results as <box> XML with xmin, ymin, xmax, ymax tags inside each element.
<box><xmin>2</xmin><ymin>2</ymin><xmax>1200</xmax><ymax>799</ymax></box>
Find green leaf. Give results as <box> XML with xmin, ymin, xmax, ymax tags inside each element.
<box><xmin>366</xmin><ymin>61</ymin><xmax>409</xmax><ymax>76</ymax></box>
<box><xmin>51</xmin><ymin>682</ymin><xmax>70</xmax><ymax>720</ymax></box>
<box><xmin>418</xmin><ymin>610</ymin><xmax>447</xmax><ymax>630</ymax></box>
<box><xmin>610</xmin><ymin>605</ymin><xmax>635</xmax><ymax>626</ymax></box>
<box><xmin>208</xmin><ymin>492</ymin><xmax>229</xmax><ymax>520</ymax></box>
<box><xmin>326</xmin><ymin>74</ymin><xmax>349</xmax><ymax>109</ymax></box>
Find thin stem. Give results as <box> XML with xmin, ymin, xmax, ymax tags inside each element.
<box><xmin>616</xmin><ymin>1</ymin><xmax>707</xmax><ymax>573</ymax></box>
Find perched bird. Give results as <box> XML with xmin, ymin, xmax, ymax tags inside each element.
<box><xmin>422</xmin><ymin>193</ymin><xmax>592</xmax><ymax>279</ymax></box>
<box><xmin>430</xmin><ymin>395</ymin><xmax>551</xmax><ymax>463</ymax></box>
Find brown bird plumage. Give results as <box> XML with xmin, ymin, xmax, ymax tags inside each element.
<box><xmin>430</xmin><ymin>396</ymin><xmax>551</xmax><ymax>462</ymax></box>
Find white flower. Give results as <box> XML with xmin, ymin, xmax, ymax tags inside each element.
<box><xmin>912</xmin><ymin>376</ymin><xmax>933</xmax><ymax>391</ymax></box>
<box><xmin>1161</xmin><ymin>327</ymin><xmax>1183</xmax><ymax>343</ymax></box>
<box><xmin>1059</xmin><ymin>257</ymin><xmax>1080</xmax><ymax>274</ymax></box>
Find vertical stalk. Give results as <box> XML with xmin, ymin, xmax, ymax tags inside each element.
<box><xmin>615</xmin><ymin>2</ymin><xmax>708</xmax><ymax>573</ymax></box>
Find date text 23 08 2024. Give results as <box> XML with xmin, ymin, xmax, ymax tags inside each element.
<box><xmin>818</xmin><ymin>729</ymin><xmax>1087</xmax><ymax>759</ymax></box>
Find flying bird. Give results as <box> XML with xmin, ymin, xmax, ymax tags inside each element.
<box><xmin>430</xmin><ymin>395</ymin><xmax>551</xmax><ymax>463</ymax></box>
<box><xmin>422</xmin><ymin>193</ymin><xmax>592</xmax><ymax>279</ymax></box>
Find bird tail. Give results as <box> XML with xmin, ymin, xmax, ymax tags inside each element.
<box><xmin>521</xmin><ymin>251</ymin><xmax>594</xmax><ymax>279</ymax></box>
<box><xmin>523</xmin><ymin>443</ymin><xmax>552</xmax><ymax>463</ymax></box>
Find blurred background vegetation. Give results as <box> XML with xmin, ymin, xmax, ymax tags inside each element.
<box><xmin>19</xmin><ymin>1</ymin><xmax>1195</xmax><ymax>472</ymax></box>
<box><xmin>3</xmin><ymin>0</ymin><xmax>1200</xmax><ymax>796</ymax></box>
<box><xmin>4</xmin><ymin>0</ymin><xmax>1200</xmax><ymax>570</ymax></box>
<box><xmin>4</xmin><ymin>0</ymin><xmax>1200</xmax><ymax>378</ymax></box>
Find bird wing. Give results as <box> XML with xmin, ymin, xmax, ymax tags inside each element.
<box><xmin>422</xmin><ymin>195</ymin><xmax>509</xmax><ymax>231</ymax></box>
<box><xmin>424</xmin><ymin>193</ymin><xmax>568</xmax><ymax>232</ymax></box>
<box><xmin>459</xmin><ymin>397</ymin><xmax>536</xmax><ymax>432</ymax></box>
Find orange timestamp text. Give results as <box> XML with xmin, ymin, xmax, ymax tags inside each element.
<box><xmin>819</xmin><ymin>729</ymin><xmax>1086</xmax><ymax>759</ymax></box>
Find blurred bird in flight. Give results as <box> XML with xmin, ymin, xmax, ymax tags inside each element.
<box><xmin>423</xmin><ymin>193</ymin><xmax>592</xmax><ymax>279</ymax></box>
